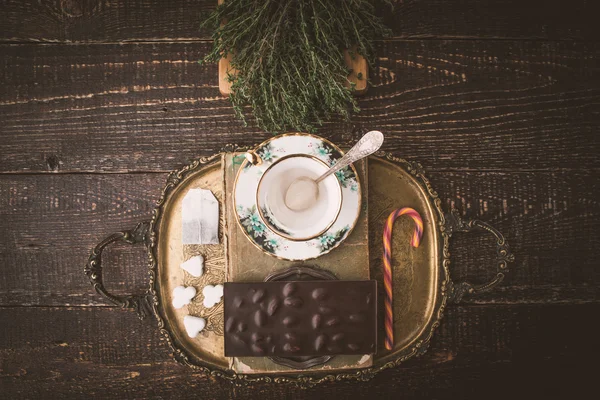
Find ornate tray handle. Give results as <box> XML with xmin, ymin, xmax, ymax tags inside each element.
<box><xmin>444</xmin><ymin>209</ymin><xmax>515</xmax><ymax>303</ymax></box>
<box><xmin>84</xmin><ymin>221</ymin><xmax>154</xmax><ymax>319</ymax></box>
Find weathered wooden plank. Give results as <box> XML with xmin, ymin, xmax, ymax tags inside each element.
<box><xmin>0</xmin><ymin>0</ymin><xmax>215</xmax><ymax>43</ymax></box>
<box><xmin>0</xmin><ymin>171</ymin><xmax>597</xmax><ymax>306</ymax></box>
<box><xmin>0</xmin><ymin>40</ymin><xmax>598</xmax><ymax>173</ymax></box>
<box><xmin>0</xmin><ymin>304</ymin><xmax>596</xmax><ymax>398</ymax></box>
<box><xmin>0</xmin><ymin>0</ymin><xmax>597</xmax><ymax>43</ymax></box>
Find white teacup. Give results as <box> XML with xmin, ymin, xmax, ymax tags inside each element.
<box><xmin>257</xmin><ymin>154</ymin><xmax>342</xmax><ymax>241</ymax></box>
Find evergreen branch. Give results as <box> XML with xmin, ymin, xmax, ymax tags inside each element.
<box><xmin>201</xmin><ymin>0</ymin><xmax>391</xmax><ymax>133</ymax></box>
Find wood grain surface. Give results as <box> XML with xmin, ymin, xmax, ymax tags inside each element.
<box><xmin>1</xmin><ymin>40</ymin><xmax>598</xmax><ymax>173</ymax></box>
<box><xmin>0</xmin><ymin>305</ymin><xmax>597</xmax><ymax>398</ymax></box>
<box><xmin>1</xmin><ymin>0</ymin><xmax>598</xmax><ymax>42</ymax></box>
<box><xmin>0</xmin><ymin>0</ymin><xmax>598</xmax><ymax>398</ymax></box>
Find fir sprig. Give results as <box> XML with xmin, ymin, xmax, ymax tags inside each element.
<box><xmin>201</xmin><ymin>0</ymin><xmax>391</xmax><ymax>133</ymax></box>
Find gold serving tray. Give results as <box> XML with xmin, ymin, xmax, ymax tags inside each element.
<box><xmin>86</xmin><ymin>150</ymin><xmax>514</xmax><ymax>387</ymax></box>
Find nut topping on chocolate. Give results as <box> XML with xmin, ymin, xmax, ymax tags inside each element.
<box><xmin>254</xmin><ymin>310</ymin><xmax>267</xmax><ymax>327</ymax></box>
<box><xmin>283</xmin><ymin>296</ymin><xmax>303</xmax><ymax>308</ymax></box>
<box><xmin>311</xmin><ymin>314</ymin><xmax>322</xmax><ymax>329</ymax></box>
<box><xmin>282</xmin><ymin>282</ymin><xmax>297</xmax><ymax>296</ymax></box>
<box><xmin>267</xmin><ymin>298</ymin><xmax>280</xmax><ymax>316</ymax></box>
<box><xmin>311</xmin><ymin>288</ymin><xmax>328</xmax><ymax>300</ymax></box>
<box><xmin>315</xmin><ymin>334</ymin><xmax>327</xmax><ymax>351</ymax></box>
<box><xmin>252</xmin><ymin>289</ymin><xmax>266</xmax><ymax>304</ymax></box>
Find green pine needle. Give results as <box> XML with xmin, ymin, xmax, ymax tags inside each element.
<box><xmin>201</xmin><ymin>0</ymin><xmax>391</xmax><ymax>133</ymax></box>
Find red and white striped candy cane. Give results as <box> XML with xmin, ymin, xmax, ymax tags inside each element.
<box><xmin>382</xmin><ymin>207</ymin><xmax>424</xmax><ymax>350</ymax></box>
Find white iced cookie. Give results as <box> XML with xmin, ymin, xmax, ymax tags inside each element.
<box><xmin>181</xmin><ymin>255</ymin><xmax>204</xmax><ymax>277</ymax></box>
<box><xmin>202</xmin><ymin>284</ymin><xmax>224</xmax><ymax>308</ymax></box>
<box><xmin>172</xmin><ymin>286</ymin><xmax>196</xmax><ymax>309</ymax></box>
<box><xmin>183</xmin><ymin>315</ymin><xmax>206</xmax><ymax>338</ymax></box>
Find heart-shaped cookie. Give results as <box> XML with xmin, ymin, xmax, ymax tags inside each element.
<box><xmin>202</xmin><ymin>284</ymin><xmax>224</xmax><ymax>308</ymax></box>
<box><xmin>183</xmin><ymin>315</ymin><xmax>206</xmax><ymax>338</ymax></box>
<box><xmin>172</xmin><ymin>285</ymin><xmax>196</xmax><ymax>309</ymax></box>
<box><xmin>181</xmin><ymin>255</ymin><xmax>204</xmax><ymax>277</ymax></box>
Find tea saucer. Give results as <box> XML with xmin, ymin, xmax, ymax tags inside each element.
<box><xmin>233</xmin><ymin>133</ymin><xmax>361</xmax><ymax>261</ymax></box>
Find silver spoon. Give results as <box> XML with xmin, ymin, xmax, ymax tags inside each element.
<box><xmin>285</xmin><ymin>131</ymin><xmax>384</xmax><ymax>211</ymax></box>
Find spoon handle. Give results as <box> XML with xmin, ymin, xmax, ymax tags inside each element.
<box><xmin>316</xmin><ymin>131</ymin><xmax>384</xmax><ymax>183</ymax></box>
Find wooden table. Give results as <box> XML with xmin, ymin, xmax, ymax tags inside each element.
<box><xmin>1</xmin><ymin>1</ymin><xmax>598</xmax><ymax>398</ymax></box>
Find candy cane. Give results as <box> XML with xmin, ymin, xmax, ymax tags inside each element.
<box><xmin>383</xmin><ymin>207</ymin><xmax>424</xmax><ymax>350</ymax></box>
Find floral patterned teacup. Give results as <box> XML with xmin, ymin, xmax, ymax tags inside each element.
<box><xmin>233</xmin><ymin>133</ymin><xmax>361</xmax><ymax>261</ymax></box>
<box><xmin>257</xmin><ymin>154</ymin><xmax>342</xmax><ymax>241</ymax></box>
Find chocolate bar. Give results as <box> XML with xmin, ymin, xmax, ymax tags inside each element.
<box><xmin>223</xmin><ymin>281</ymin><xmax>377</xmax><ymax>357</ymax></box>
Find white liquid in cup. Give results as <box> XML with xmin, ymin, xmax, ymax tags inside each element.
<box><xmin>257</xmin><ymin>156</ymin><xmax>342</xmax><ymax>241</ymax></box>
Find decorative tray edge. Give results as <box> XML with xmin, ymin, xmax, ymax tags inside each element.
<box><xmin>85</xmin><ymin>146</ymin><xmax>514</xmax><ymax>388</ymax></box>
